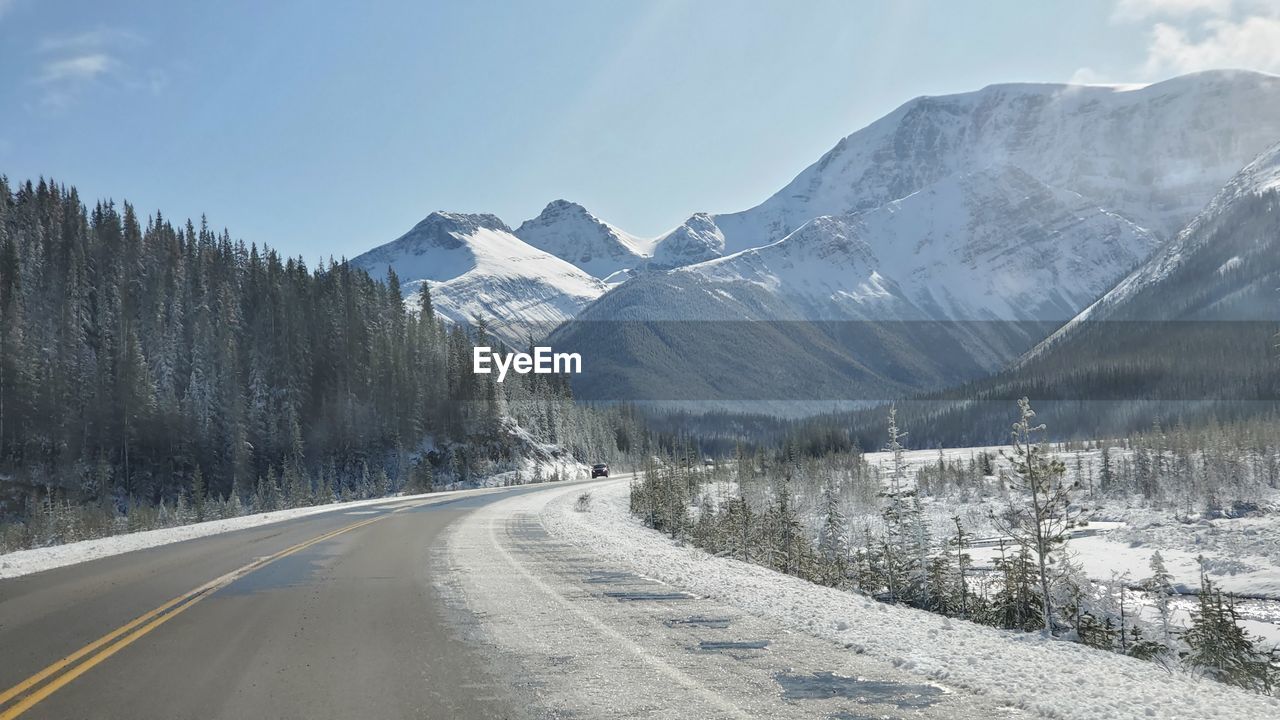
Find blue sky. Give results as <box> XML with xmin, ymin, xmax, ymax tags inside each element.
<box><xmin>1</xmin><ymin>0</ymin><xmax>1277</xmax><ymax>260</ymax></box>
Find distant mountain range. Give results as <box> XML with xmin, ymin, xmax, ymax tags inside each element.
<box><xmin>351</xmin><ymin>69</ymin><xmax>1280</xmax><ymax>409</ymax></box>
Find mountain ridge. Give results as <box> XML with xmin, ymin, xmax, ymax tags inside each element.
<box><xmin>653</xmin><ymin>69</ymin><xmax>1280</xmax><ymax>263</ymax></box>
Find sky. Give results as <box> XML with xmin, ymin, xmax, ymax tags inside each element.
<box><xmin>1</xmin><ymin>0</ymin><xmax>1278</xmax><ymax>261</ymax></box>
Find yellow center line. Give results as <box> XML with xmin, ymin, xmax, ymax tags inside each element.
<box><xmin>0</xmin><ymin>505</ymin><xmax>421</xmax><ymax>720</ymax></box>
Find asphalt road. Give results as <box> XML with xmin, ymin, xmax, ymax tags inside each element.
<box><xmin>0</xmin><ymin>481</ymin><xmax>606</xmax><ymax>720</ymax></box>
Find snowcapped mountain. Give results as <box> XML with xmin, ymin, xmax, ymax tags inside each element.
<box><xmin>652</xmin><ymin>70</ymin><xmax>1280</xmax><ymax>262</ymax></box>
<box><xmin>1032</xmin><ymin>141</ymin><xmax>1280</xmax><ymax>354</ymax></box>
<box><xmin>894</xmin><ymin>142</ymin><xmax>1280</xmax><ymax>441</ymax></box>
<box><xmin>513</xmin><ymin>200</ymin><xmax>652</xmax><ymax>279</ymax></box>
<box><xmin>349</xmin><ymin>71</ymin><xmax>1280</xmax><ymax>410</ymax></box>
<box><xmin>648</xmin><ymin>213</ymin><xmax>726</xmax><ymax>269</ymax></box>
<box><xmin>350</xmin><ymin>212</ymin><xmax>607</xmax><ymax>344</ymax></box>
<box><xmin>681</xmin><ymin>165</ymin><xmax>1159</xmax><ymax>322</ymax></box>
<box><xmin>550</xmin><ymin>165</ymin><xmax>1157</xmax><ymax>404</ymax></box>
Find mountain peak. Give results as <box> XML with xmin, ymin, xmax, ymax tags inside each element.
<box><xmin>650</xmin><ymin>213</ymin><xmax>726</xmax><ymax>268</ymax></box>
<box><xmin>513</xmin><ymin>200</ymin><xmax>648</xmax><ymax>278</ymax></box>
<box><xmin>540</xmin><ymin>198</ymin><xmax>590</xmax><ymax>215</ymax></box>
<box><xmin>411</xmin><ymin>211</ymin><xmax>511</xmax><ymax>235</ymax></box>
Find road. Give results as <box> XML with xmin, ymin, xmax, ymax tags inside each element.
<box><xmin>0</xmin><ymin>475</ymin><xmax>1022</xmax><ymax>720</ymax></box>
<box><xmin>0</xmin><ymin>482</ymin><xmax>592</xmax><ymax>720</ymax></box>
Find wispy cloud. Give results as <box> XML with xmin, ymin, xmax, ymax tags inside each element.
<box><xmin>38</xmin><ymin>28</ymin><xmax>142</xmax><ymax>54</ymax></box>
<box><xmin>31</xmin><ymin>26</ymin><xmax>151</xmax><ymax>111</ymax></box>
<box><xmin>38</xmin><ymin>53</ymin><xmax>116</xmax><ymax>84</ymax></box>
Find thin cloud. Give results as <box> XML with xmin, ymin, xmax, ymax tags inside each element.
<box><xmin>30</xmin><ymin>26</ymin><xmax>154</xmax><ymax>111</ymax></box>
<box><xmin>38</xmin><ymin>28</ymin><xmax>143</xmax><ymax>53</ymax></box>
<box><xmin>1112</xmin><ymin>0</ymin><xmax>1233</xmax><ymax>21</ymax></box>
<box><xmin>38</xmin><ymin>53</ymin><xmax>116</xmax><ymax>84</ymax></box>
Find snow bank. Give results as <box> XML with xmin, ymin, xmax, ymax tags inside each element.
<box><xmin>543</xmin><ymin>480</ymin><xmax>1280</xmax><ymax>720</ymax></box>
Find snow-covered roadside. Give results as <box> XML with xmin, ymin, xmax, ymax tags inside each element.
<box><xmin>544</xmin><ymin>480</ymin><xmax>1280</xmax><ymax>720</ymax></box>
<box><xmin>0</xmin><ymin>485</ymin><xmax>516</xmax><ymax>580</ymax></box>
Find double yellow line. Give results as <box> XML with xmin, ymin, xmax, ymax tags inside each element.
<box><xmin>0</xmin><ymin>510</ymin><xmax>400</xmax><ymax>719</ymax></box>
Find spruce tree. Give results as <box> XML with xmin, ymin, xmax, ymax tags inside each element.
<box><xmin>191</xmin><ymin>466</ymin><xmax>207</xmax><ymax>522</ymax></box>
<box><xmin>1143</xmin><ymin>550</ymin><xmax>1176</xmax><ymax>648</ymax></box>
<box><xmin>1184</xmin><ymin>562</ymin><xmax>1277</xmax><ymax>692</ymax></box>
<box><xmin>949</xmin><ymin>515</ymin><xmax>972</xmax><ymax>617</ymax></box>
<box><xmin>816</xmin><ymin>479</ymin><xmax>849</xmax><ymax>587</ymax></box>
<box><xmin>994</xmin><ymin>398</ymin><xmax>1073</xmax><ymax>633</ymax></box>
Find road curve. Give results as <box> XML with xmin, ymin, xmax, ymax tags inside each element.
<box><xmin>0</xmin><ymin>480</ymin><xmax>609</xmax><ymax>720</ymax></box>
<box><xmin>3</xmin><ymin>474</ymin><xmax>1031</xmax><ymax>720</ymax></box>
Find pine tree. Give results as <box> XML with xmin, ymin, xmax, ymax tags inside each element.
<box><xmin>407</xmin><ymin>459</ymin><xmax>434</xmax><ymax>494</ymax></box>
<box><xmin>816</xmin><ymin>479</ymin><xmax>849</xmax><ymax>587</ymax></box>
<box><xmin>190</xmin><ymin>466</ymin><xmax>207</xmax><ymax>522</ymax></box>
<box><xmin>993</xmin><ymin>398</ymin><xmax>1073</xmax><ymax>633</ymax></box>
<box><xmin>766</xmin><ymin>474</ymin><xmax>815</xmax><ymax>580</ymax></box>
<box><xmin>905</xmin><ymin>493</ymin><xmax>932</xmax><ymax>607</ymax></box>
<box><xmin>263</xmin><ymin>465</ymin><xmax>282</xmax><ymax>511</ymax></box>
<box><xmin>990</xmin><ymin>541</ymin><xmax>1044</xmax><ymax>631</ymax></box>
<box><xmin>283</xmin><ymin>461</ymin><xmax>306</xmax><ymax>508</ymax></box>
<box><xmin>1143</xmin><ymin>550</ymin><xmax>1176</xmax><ymax>648</ymax></box>
<box><xmin>880</xmin><ymin>406</ymin><xmax>912</xmax><ymax>603</ymax></box>
<box><xmin>1184</xmin><ymin>562</ymin><xmax>1277</xmax><ymax>692</ymax></box>
<box><xmin>949</xmin><ymin>515</ymin><xmax>972</xmax><ymax>617</ymax></box>
<box><xmin>1100</xmin><ymin>445</ymin><xmax>1114</xmax><ymax>493</ymax></box>
<box><xmin>722</xmin><ymin>495</ymin><xmax>756</xmax><ymax>564</ymax></box>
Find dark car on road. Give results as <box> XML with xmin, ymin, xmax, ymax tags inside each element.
<box><xmin>591</xmin><ymin>463</ymin><xmax>609</xmax><ymax>478</ymax></box>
